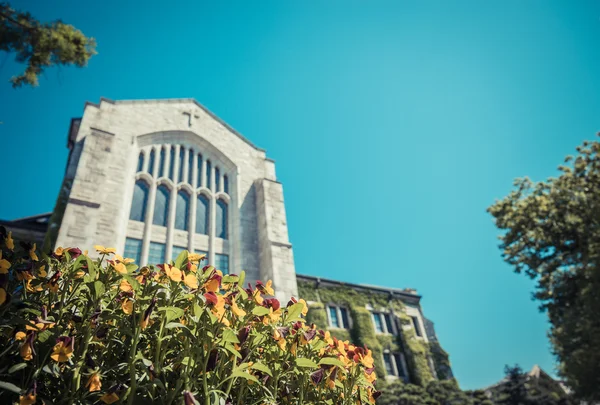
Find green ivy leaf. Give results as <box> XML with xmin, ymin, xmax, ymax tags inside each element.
<box><xmin>295</xmin><ymin>358</ymin><xmax>318</xmax><ymax>368</ymax></box>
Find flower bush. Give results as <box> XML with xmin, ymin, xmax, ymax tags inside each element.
<box><xmin>0</xmin><ymin>227</ymin><xmax>379</xmax><ymax>405</ymax></box>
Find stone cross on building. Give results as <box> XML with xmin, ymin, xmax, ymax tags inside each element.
<box><xmin>182</xmin><ymin>110</ymin><xmax>200</xmax><ymax>127</ymax></box>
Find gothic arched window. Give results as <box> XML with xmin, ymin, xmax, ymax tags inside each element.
<box><xmin>159</xmin><ymin>147</ymin><xmax>166</xmax><ymax>177</ymax></box>
<box><xmin>223</xmin><ymin>175</ymin><xmax>229</xmax><ymax>194</ymax></box>
<box><xmin>148</xmin><ymin>149</ymin><xmax>155</xmax><ymax>176</ymax></box>
<box><xmin>197</xmin><ymin>153</ymin><xmax>203</xmax><ymax>188</ymax></box>
<box><xmin>178</xmin><ymin>147</ymin><xmax>185</xmax><ymax>183</ymax></box>
<box><xmin>196</xmin><ymin>194</ymin><xmax>209</xmax><ymax>235</ymax></box>
<box><xmin>175</xmin><ymin>190</ymin><xmax>190</xmax><ymax>231</ymax></box>
<box><xmin>206</xmin><ymin>160</ymin><xmax>212</xmax><ymax>190</ymax></box>
<box><xmin>153</xmin><ymin>185</ymin><xmax>170</xmax><ymax>226</ymax></box>
<box><xmin>129</xmin><ymin>180</ymin><xmax>149</xmax><ymax>221</ymax></box>
<box><xmin>216</xmin><ymin>199</ymin><xmax>228</xmax><ymax>239</ymax></box>
<box><xmin>188</xmin><ymin>149</ymin><xmax>194</xmax><ymax>185</ymax></box>
<box><xmin>215</xmin><ymin>167</ymin><xmax>221</xmax><ymax>192</ymax></box>
<box><xmin>169</xmin><ymin>147</ymin><xmax>176</xmax><ymax>180</ymax></box>
<box><xmin>137</xmin><ymin>152</ymin><xmax>144</xmax><ymax>172</ymax></box>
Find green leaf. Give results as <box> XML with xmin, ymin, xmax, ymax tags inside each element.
<box><xmin>229</xmin><ymin>370</ymin><xmax>259</xmax><ymax>383</ymax></box>
<box><xmin>251</xmin><ymin>362</ymin><xmax>272</xmax><ymax>376</ymax></box>
<box><xmin>93</xmin><ymin>281</ymin><xmax>105</xmax><ymax>299</ymax></box>
<box><xmin>0</xmin><ymin>380</ymin><xmax>22</xmax><ymax>393</ymax></box>
<box><xmin>174</xmin><ymin>250</ymin><xmax>188</xmax><ymax>270</ymax></box>
<box><xmin>223</xmin><ymin>343</ymin><xmax>242</xmax><ymax>359</ymax></box>
<box><xmin>8</xmin><ymin>363</ymin><xmax>27</xmax><ymax>374</ymax></box>
<box><xmin>85</xmin><ymin>256</ymin><xmax>97</xmax><ymax>280</ymax></box>
<box><xmin>222</xmin><ymin>328</ymin><xmax>240</xmax><ymax>344</ymax></box>
<box><xmin>123</xmin><ymin>274</ymin><xmax>141</xmax><ymax>291</ymax></box>
<box><xmin>252</xmin><ymin>306</ymin><xmax>270</xmax><ymax>316</ymax></box>
<box><xmin>165</xmin><ymin>322</ymin><xmax>187</xmax><ymax>329</ymax></box>
<box><xmin>318</xmin><ymin>357</ymin><xmax>346</xmax><ymax>367</ymax></box>
<box><xmin>295</xmin><ymin>358</ymin><xmax>318</xmax><ymax>368</ymax></box>
<box><xmin>37</xmin><ymin>330</ymin><xmax>53</xmax><ymax>343</ymax></box>
<box><xmin>158</xmin><ymin>307</ymin><xmax>185</xmax><ymax>323</ymax></box>
<box><xmin>125</xmin><ymin>263</ymin><xmax>139</xmax><ymax>273</ymax></box>
<box><xmin>286</xmin><ymin>303</ymin><xmax>304</xmax><ymax>322</ymax></box>
<box><xmin>222</xmin><ymin>275</ymin><xmax>239</xmax><ymax>284</ymax></box>
<box><xmin>238</xmin><ymin>270</ymin><xmax>246</xmax><ymax>288</ymax></box>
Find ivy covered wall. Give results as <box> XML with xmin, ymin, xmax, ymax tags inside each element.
<box><xmin>298</xmin><ymin>277</ymin><xmax>453</xmax><ymax>387</ymax></box>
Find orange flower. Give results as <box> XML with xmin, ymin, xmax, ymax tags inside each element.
<box><xmin>119</xmin><ymin>279</ymin><xmax>133</xmax><ymax>292</ymax></box>
<box><xmin>184</xmin><ymin>273</ymin><xmax>198</xmax><ymax>289</ymax></box>
<box><xmin>112</xmin><ymin>262</ymin><xmax>127</xmax><ymax>275</ymax></box>
<box><xmin>15</xmin><ymin>331</ymin><xmax>26</xmax><ymax>340</ymax></box>
<box><xmin>20</xmin><ymin>340</ymin><xmax>33</xmax><ymax>361</ymax></box>
<box><xmin>164</xmin><ymin>264</ymin><xmax>182</xmax><ymax>282</ymax></box>
<box><xmin>230</xmin><ymin>298</ymin><xmax>246</xmax><ymax>318</ymax></box>
<box><xmin>298</xmin><ymin>298</ymin><xmax>309</xmax><ymax>316</ymax></box>
<box><xmin>86</xmin><ymin>372</ymin><xmax>102</xmax><ymax>392</ymax></box>
<box><xmin>0</xmin><ymin>287</ymin><xmax>6</xmax><ymax>305</ymax></box>
<box><xmin>5</xmin><ymin>231</ymin><xmax>14</xmax><ymax>251</ymax></box>
<box><xmin>51</xmin><ymin>337</ymin><xmax>74</xmax><ymax>362</ymax></box>
<box><xmin>187</xmin><ymin>253</ymin><xmax>206</xmax><ymax>263</ymax></box>
<box><xmin>203</xmin><ymin>272</ymin><xmax>222</xmax><ymax>292</ymax></box>
<box><xmin>19</xmin><ymin>393</ymin><xmax>36</xmax><ymax>405</ymax></box>
<box><xmin>94</xmin><ymin>245</ymin><xmax>116</xmax><ymax>255</ymax></box>
<box><xmin>29</xmin><ymin>243</ymin><xmax>38</xmax><ymax>261</ymax></box>
<box><xmin>122</xmin><ymin>299</ymin><xmax>134</xmax><ymax>315</ymax></box>
<box><xmin>114</xmin><ymin>254</ymin><xmax>134</xmax><ymax>264</ymax></box>
<box><xmin>0</xmin><ymin>252</ymin><xmax>10</xmax><ymax>273</ymax></box>
<box><xmin>99</xmin><ymin>392</ymin><xmax>119</xmax><ymax>404</ymax></box>
<box><xmin>37</xmin><ymin>265</ymin><xmax>47</xmax><ymax>278</ymax></box>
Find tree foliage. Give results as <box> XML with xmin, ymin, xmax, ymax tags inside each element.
<box><xmin>488</xmin><ymin>136</ymin><xmax>600</xmax><ymax>400</ymax></box>
<box><xmin>0</xmin><ymin>2</ymin><xmax>96</xmax><ymax>87</ymax></box>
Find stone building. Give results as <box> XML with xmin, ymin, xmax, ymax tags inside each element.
<box><xmin>0</xmin><ymin>97</ymin><xmax>452</xmax><ymax>384</ymax></box>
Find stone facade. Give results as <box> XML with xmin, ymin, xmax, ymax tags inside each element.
<box><xmin>48</xmin><ymin>98</ymin><xmax>298</xmax><ymax>301</ymax></box>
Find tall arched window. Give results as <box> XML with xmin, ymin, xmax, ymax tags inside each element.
<box><xmin>216</xmin><ymin>199</ymin><xmax>228</xmax><ymax>239</ymax></box>
<box><xmin>179</xmin><ymin>147</ymin><xmax>185</xmax><ymax>183</ymax></box>
<box><xmin>206</xmin><ymin>160</ymin><xmax>212</xmax><ymax>190</ymax></box>
<box><xmin>197</xmin><ymin>153</ymin><xmax>203</xmax><ymax>188</ymax></box>
<box><xmin>215</xmin><ymin>167</ymin><xmax>221</xmax><ymax>192</ymax></box>
<box><xmin>169</xmin><ymin>147</ymin><xmax>176</xmax><ymax>180</ymax></box>
<box><xmin>223</xmin><ymin>175</ymin><xmax>229</xmax><ymax>194</ymax></box>
<box><xmin>148</xmin><ymin>149</ymin><xmax>155</xmax><ymax>176</ymax></box>
<box><xmin>196</xmin><ymin>194</ymin><xmax>209</xmax><ymax>235</ymax></box>
<box><xmin>175</xmin><ymin>190</ymin><xmax>190</xmax><ymax>231</ymax></box>
<box><xmin>153</xmin><ymin>185</ymin><xmax>170</xmax><ymax>226</ymax></box>
<box><xmin>188</xmin><ymin>149</ymin><xmax>194</xmax><ymax>185</ymax></box>
<box><xmin>129</xmin><ymin>180</ymin><xmax>149</xmax><ymax>221</ymax></box>
<box><xmin>159</xmin><ymin>148</ymin><xmax>166</xmax><ymax>177</ymax></box>
<box><xmin>137</xmin><ymin>152</ymin><xmax>144</xmax><ymax>172</ymax></box>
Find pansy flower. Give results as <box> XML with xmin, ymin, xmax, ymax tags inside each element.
<box><xmin>184</xmin><ymin>272</ymin><xmax>198</xmax><ymax>289</ymax></box>
<box><xmin>0</xmin><ymin>251</ymin><xmax>10</xmax><ymax>273</ymax></box>
<box><xmin>140</xmin><ymin>298</ymin><xmax>157</xmax><ymax>330</ymax></box>
<box><xmin>86</xmin><ymin>372</ymin><xmax>102</xmax><ymax>392</ymax></box>
<box><xmin>51</xmin><ymin>336</ymin><xmax>74</xmax><ymax>362</ymax></box>
<box><xmin>94</xmin><ymin>245</ymin><xmax>116</xmax><ymax>255</ymax></box>
<box><xmin>20</xmin><ymin>332</ymin><xmax>35</xmax><ymax>361</ymax></box>
<box><xmin>29</xmin><ymin>243</ymin><xmax>38</xmax><ymax>261</ymax></box>
<box><xmin>164</xmin><ymin>264</ymin><xmax>183</xmax><ymax>282</ymax></box>
<box><xmin>256</xmin><ymin>280</ymin><xmax>275</xmax><ymax>296</ymax></box>
<box><xmin>19</xmin><ymin>382</ymin><xmax>37</xmax><ymax>405</ymax></box>
<box><xmin>5</xmin><ymin>231</ymin><xmax>14</xmax><ymax>251</ymax></box>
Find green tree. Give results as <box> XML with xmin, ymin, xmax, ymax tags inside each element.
<box><xmin>464</xmin><ymin>389</ymin><xmax>494</xmax><ymax>405</ymax></box>
<box><xmin>495</xmin><ymin>365</ymin><xmax>530</xmax><ymax>405</ymax></box>
<box><xmin>0</xmin><ymin>2</ymin><xmax>96</xmax><ymax>87</ymax></box>
<box><xmin>488</xmin><ymin>136</ymin><xmax>600</xmax><ymax>401</ymax></box>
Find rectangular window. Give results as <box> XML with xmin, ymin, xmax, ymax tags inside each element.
<box><xmin>339</xmin><ymin>307</ymin><xmax>350</xmax><ymax>329</ymax></box>
<box><xmin>394</xmin><ymin>353</ymin><xmax>407</xmax><ymax>378</ymax></box>
<box><xmin>384</xmin><ymin>313</ymin><xmax>394</xmax><ymax>334</ymax></box>
<box><xmin>327</xmin><ymin>306</ymin><xmax>351</xmax><ymax>329</ymax></box>
<box><xmin>372</xmin><ymin>313</ymin><xmax>384</xmax><ymax>334</ymax></box>
<box><xmin>411</xmin><ymin>316</ymin><xmax>422</xmax><ymax>337</ymax></box>
<box><xmin>383</xmin><ymin>352</ymin><xmax>394</xmax><ymax>376</ymax></box>
<box><xmin>328</xmin><ymin>306</ymin><xmax>340</xmax><ymax>328</ymax></box>
<box><xmin>124</xmin><ymin>238</ymin><xmax>142</xmax><ymax>265</ymax></box>
<box><xmin>148</xmin><ymin>242</ymin><xmax>166</xmax><ymax>265</ymax></box>
<box><xmin>214</xmin><ymin>253</ymin><xmax>229</xmax><ymax>274</ymax></box>
<box><xmin>172</xmin><ymin>245</ymin><xmax>187</xmax><ymax>260</ymax></box>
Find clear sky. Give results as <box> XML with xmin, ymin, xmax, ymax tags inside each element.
<box><xmin>1</xmin><ymin>0</ymin><xmax>600</xmax><ymax>390</ymax></box>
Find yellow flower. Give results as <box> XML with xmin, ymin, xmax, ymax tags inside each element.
<box><xmin>74</xmin><ymin>270</ymin><xmax>85</xmax><ymax>279</ymax></box>
<box><xmin>15</xmin><ymin>331</ymin><xmax>26</xmax><ymax>340</ymax></box>
<box><xmin>94</xmin><ymin>245</ymin><xmax>116</xmax><ymax>255</ymax></box>
<box><xmin>5</xmin><ymin>232</ymin><xmax>14</xmax><ymax>250</ymax></box>
<box><xmin>298</xmin><ymin>298</ymin><xmax>308</xmax><ymax>316</ymax></box>
<box><xmin>54</xmin><ymin>247</ymin><xmax>64</xmax><ymax>256</ymax></box>
<box><xmin>122</xmin><ymin>299</ymin><xmax>134</xmax><ymax>315</ymax></box>
<box><xmin>119</xmin><ymin>279</ymin><xmax>133</xmax><ymax>292</ymax></box>
<box><xmin>290</xmin><ymin>342</ymin><xmax>297</xmax><ymax>356</ymax></box>
<box><xmin>29</xmin><ymin>243</ymin><xmax>38</xmax><ymax>261</ymax></box>
<box><xmin>187</xmin><ymin>253</ymin><xmax>206</xmax><ymax>263</ymax></box>
<box><xmin>86</xmin><ymin>372</ymin><xmax>102</xmax><ymax>392</ymax></box>
<box><xmin>253</xmin><ymin>290</ymin><xmax>264</xmax><ymax>305</ymax></box>
<box><xmin>112</xmin><ymin>262</ymin><xmax>127</xmax><ymax>275</ymax></box>
<box><xmin>114</xmin><ymin>254</ymin><xmax>134</xmax><ymax>264</ymax></box>
<box><xmin>51</xmin><ymin>337</ymin><xmax>74</xmax><ymax>362</ymax></box>
<box><xmin>165</xmin><ymin>264</ymin><xmax>182</xmax><ymax>282</ymax></box>
<box><xmin>37</xmin><ymin>265</ymin><xmax>47</xmax><ymax>278</ymax></box>
<box><xmin>264</xmin><ymin>280</ymin><xmax>275</xmax><ymax>296</ymax></box>
<box><xmin>99</xmin><ymin>392</ymin><xmax>119</xmax><ymax>404</ymax></box>
<box><xmin>19</xmin><ymin>393</ymin><xmax>36</xmax><ymax>405</ymax></box>
<box><xmin>184</xmin><ymin>273</ymin><xmax>198</xmax><ymax>289</ymax></box>
<box><xmin>26</xmin><ymin>280</ymin><xmax>42</xmax><ymax>293</ymax></box>
<box><xmin>20</xmin><ymin>340</ymin><xmax>33</xmax><ymax>361</ymax></box>
<box><xmin>231</xmin><ymin>298</ymin><xmax>246</xmax><ymax>318</ymax></box>
<box><xmin>0</xmin><ymin>287</ymin><xmax>6</xmax><ymax>305</ymax></box>
<box><xmin>360</xmin><ymin>349</ymin><xmax>374</xmax><ymax>369</ymax></box>
<box><xmin>0</xmin><ymin>255</ymin><xmax>10</xmax><ymax>273</ymax></box>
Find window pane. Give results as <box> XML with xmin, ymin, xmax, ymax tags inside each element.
<box><xmin>169</xmin><ymin>147</ymin><xmax>176</xmax><ymax>180</ymax></box>
<box><xmin>137</xmin><ymin>152</ymin><xmax>144</xmax><ymax>172</ymax></box>
<box><xmin>148</xmin><ymin>242</ymin><xmax>166</xmax><ymax>265</ymax></box>
<box><xmin>215</xmin><ymin>167</ymin><xmax>220</xmax><ymax>192</ymax></box>
<box><xmin>223</xmin><ymin>175</ymin><xmax>229</xmax><ymax>194</ymax></box>
<box><xmin>214</xmin><ymin>253</ymin><xmax>229</xmax><ymax>274</ymax></box>
<box><xmin>206</xmin><ymin>160</ymin><xmax>212</xmax><ymax>190</ymax></box>
<box><xmin>153</xmin><ymin>185</ymin><xmax>170</xmax><ymax>226</ymax></box>
<box><xmin>384</xmin><ymin>313</ymin><xmax>394</xmax><ymax>334</ymax></box>
<box><xmin>340</xmin><ymin>307</ymin><xmax>350</xmax><ymax>329</ymax></box>
<box><xmin>373</xmin><ymin>313</ymin><xmax>384</xmax><ymax>333</ymax></box>
<box><xmin>175</xmin><ymin>191</ymin><xmax>190</xmax><ymax>230</ymax></box>
<box><xmin>159</xmin><ymin>148</ymin><xmax>166</xmax><ymax>177</ymax></box>
<box><xmin>411</xmin><ymin>316</ymin><xmax>422</xmax><ymax>337</ymax></box>
<box><xmin>124</xmin><ymin>238</ymin><xmax>142</xmax><ymax>264</ymax></box>
<box><xmin>148</xmin><ymin>149</ymin><xmax>155</xmax><ymax>176</ymax></box>
<box><xmin>383</xmin><ymin>353</ymin><xmax>394</xmax><ymax>376</ymax></box>
<box><xmin>394</xmin><ymin>354</ymin><xmax>406</xmax><ymax>378</ymax></box>
<box><xmin>129</xmin><ymin>180</ymin><xmax>149</xmax><ymax>222</ymax></box>
<box><xmin>328</xmin><ymin>306</ymin><xmax>340</xmax><ymax>328</ymax></box>
<box><xmin>216</xmin><ymin>199</ymin><xmax>228</xmax><ymax>239</ymax></box>
<box><xmin>172</xmin><ymin>245</ymin><xmax>187</xmax><ymax>260</ymax></box>
<box><xmin>179</xmin><ymin>147</ymin><xmax>185</xmax><ymax>183</ymax></box>
<box><xmin>197</xmin><ymin>154</ymin><xmax>203</xmax><ymax>188</ymax></box>
<box><xmin>188</xmin><ymin>149</ymin><xmax>194</xmax><ymax>185</ymax></box>
<box><xmin>196</xmin><ymin>195</ymin><xmax>209</xmax><ymax>235</ymax></box>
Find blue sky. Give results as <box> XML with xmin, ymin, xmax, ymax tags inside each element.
<box><xmin>2</xmin><ymin>0</ymin><xmax>600</xmax><ymax>390</ymax></box>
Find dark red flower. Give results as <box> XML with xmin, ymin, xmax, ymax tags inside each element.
<box><xmin>310</xmin><ymin>368</ymin><xmax>324</xmax><ymax>385</ymax></box>
<box><xmin>204</xmin><ymin>292</ymin><xmax>218</xmax><ymax>306</ymax></box>
<box><xmin>183</xmin><ymin>391</ymin><xmax>197</xmax><ymax>405</ymax></box>
<box><xmin>303</xmin><ymin>329</ymin><xmax>317</xmax><ymax>342</ymax></box>
<box><xmin>68</xmin><ymin>248</ymin><xmax>82</xmax><ymax>259</ymax></box>
<box><xmin>287</xmin><ymin>297</ymin><xmax>298</xmax><ymax>307</ymax></box>
<box><xmin>238</xmin><ymin>325</ymin><xmax>251</xmax><ymax>344</ymax></box>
